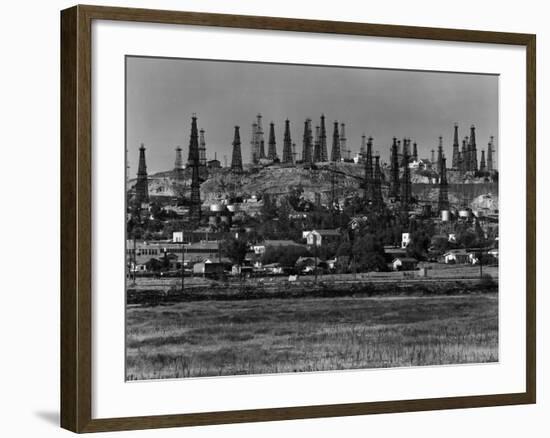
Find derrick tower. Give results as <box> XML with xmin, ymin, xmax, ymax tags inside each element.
<box><xmin>437</xmin><ymin>136</ymin><xmax>444</xmax><ymax>174</ymax></box>
<box><xmin>173</xmin><ymin>145</ymin><xmax>185</xmax><ymax>180</ymax></box>
<box><xmin>373</xmin><ymin>153</ymin><xmax>383</xmax><ymax>207</ymax></box>
<box><xmin>267</xmin><ymin>122</ymin><xmax>278</xmax><ymax>161</ymax></box>
<box><xmin>487</xmin><ymin>136</ymin><xmax>494</xmax><ymax>172</ymax></box>
<box><xmin>257</xmin><ymin>114</ymin><xmax>265</xmax><ymax>160</ymax></box>
<box><xmin>412</xmin><ymin>142</ymin><xmax>418</xmax><ymax>162</ymax></box>
<box><xmin>389</xmin><ymin>137</ymin><xmax>400</xmax><ymax>199</ymax></box>
<box><xmin>313</xmin><ymin>125</ymin><xmax>321</xmax><ymax>163</ymax></box>
<box><xmin>301</xmin><ymin>118</ymin><xmax>313</xmax><ymax>164</ymax></box>
<box><xmin>468</xmin><ymin>125</ymin><xmax>478</xmax><ymax>171</ymax></box>
<box><xmin>231</xmin><ymin>126</ymin><xmax>243</xmax><ymax>173</ymax></box>
<box><xmin>250</xmin><ymin>122</ymin><xmax>259</xmax><ymax>164</ymax></box>
<box><xmin>359</xmin><ymin>134</ymin><xmax>367</xmax><ymax>162</ymax></box>
<box><xmin>438</xmin><ymin>156</ymin><xmax>449</xmax><ymax>212</ymax></box>
<box><xmin>135</xmin><ymin>143</ymin><xmax>149</xmax><ymax>206</ymax></box>
<box><xmin>340</xmin><ymin>123</ymin><xmax>348</xmax><ymax>160</ymax></box>
<box><xmin>461</xmin><ymin>138</ymin><xmax>468</xmax><ymax>172</ymax></box>
<box><xmin>452</xmin><ymin>123</ymin><xmax>460</xmax><ymax>169</ymax></box>
<box><xmin>319</xmin><ymin>114</ymin><xmax>328</xmax><ymax>162</ymax></box>
<box><xmin>199</xmin><ymin>129</ymin><xmax>207</xmax><ymax>166</ymax></box>
<box><xmin>400</xmin><ymin>147</ymin><xmax>412</xmax><ymax>210</ymax></box>
<box><xmin>480</xmin><ymin>150</ymin><xmax>486</xmax><ymax>172</ymax></box>
<box><xmin>330</xmin><ymin>121</ymin><xmax>341</xmax><ymax>162</ymax></box>
<box><xmin>364</xmin><ymin>136</ymin><xmax>374</xmax><ymax>201</ymax></box>
<box><xmin>188</xmin><ymin>115</ymin><xmax>201</xmax><ymax>224</ymax></box>
<box><xmin>282</xmin><ymin>119</ymin><xmax>294</xmax><ymax>164</ymax></box>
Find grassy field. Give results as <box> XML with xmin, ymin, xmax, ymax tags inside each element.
<box><xmin>126</xmin><ymin>291</ymin><xmax>498</xmax><ymax>380</ymax></box>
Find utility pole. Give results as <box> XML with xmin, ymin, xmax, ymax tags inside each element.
<box><xmin>181</xmin><ymin>229</ymin><xmax>185</xmax><ymax>292</ymax></box>
<box><xmin>314</xmin><ymin>233</ymin><xmax>318</xmax><ymax>283</ymax></box>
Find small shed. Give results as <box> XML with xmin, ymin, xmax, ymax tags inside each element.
<box><xmin>392</xmin><ymin>257</ymin><xmax>418</xmax><ymax>271</ymax></box>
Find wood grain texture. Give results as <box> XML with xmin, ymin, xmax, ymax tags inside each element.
<box><xmin>60</xmin><ymin>4</ymin><xmax>537</xmax><ymax>433</ymax></box>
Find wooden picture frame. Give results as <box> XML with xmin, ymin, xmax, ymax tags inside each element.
<box><xmin>60</xmin><ymin>4</ymin><xmax>536</xmax><ymax>433</ymax></box>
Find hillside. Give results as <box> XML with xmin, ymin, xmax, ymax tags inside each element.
<box><xmin>129</xmin><ymin>163</ymin><xmax>498</xmax><ymax>210</ymax></box>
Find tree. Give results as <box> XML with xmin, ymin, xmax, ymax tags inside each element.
<box><xmin>352</xmin><ymin>234</ymin><xmax>387</xmax><ymax>272</ymax></box>
<box><xmin>456</xmin><ymin>230</ymin><xmax>479</xmax><ymax>248</ymax></box>
<box><xmin>261</xmin><ymin>193</ymin><xmax>278</xmax><ymax>220</ymax></box>
<box><xmin>221</xmin><ymin>237</ymin><xmax>249</xmax><ymax>268</ymax></box>
<box><xmin>262</xmin><ymin>245</ymin><xmax>309</xmax><ymax>267</ymax></box>
<box><xmin>406</xmin><ymin>231</ymin><xmax>431</xmax><ymax>260</ymax></box>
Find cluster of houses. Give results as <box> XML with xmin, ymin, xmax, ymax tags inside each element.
<box><xmin>127</xmin><ymin>226</ymin><xmax>498</xmax><ymax>278</ymax></box>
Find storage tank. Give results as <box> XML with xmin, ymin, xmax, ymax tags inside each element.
<box><xmin>458</xmin><ymin>209</ymin><xmax>470</xmax><ymax>218</ymax></box>
<box><xmin>210</xmin><ymin>203</ymin><xmax>222</xmax><ymax>212</ymax></box>
<box><xmin>441</xmin><ymin>210</ymin><xmax>450</xmax><ymax>222</ymax></box>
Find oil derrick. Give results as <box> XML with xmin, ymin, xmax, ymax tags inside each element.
<box><xmin>373</xmin><ymin>154</ymin><xmax>383</xmax><ymax>207</ymax></box>
<box><xmin>188</xmin><ymin>115</ymin><xmax>201</xmax><ymax>224</ymax></box>
<box><xmin>301</xmin><ymin>118</ymin><xmax>313</xmax><ymax>164</ymax></box>
<box><xmin>190</xmin><ymin>164</ymin><xmax>201</xmax><ymax>225</ymax></box>
<box><xmin>401</xmin><ymin>138</ymin><xmax>410</xmax><ymax>166</ymax></box>
<box><xmin>451</xmin><ymin>123</ymin><xmax>460</xmax><ymax>169</ymax></box>
<box><xmin>431</xmin><ymin>149</ymin><xmax>435</xmax><ymax>165</ymax></box>
<box><xmin>480</xmin><ymin>150</ymin><xmax>486</xmax><ymax>172</ymax></box>
<box><xmin>457</xmin><ymin>150</ymin><xmax>464</xmax><ymax>174</ymax></box>
<box><xmin>173</xmin><ymin>145</ymin><xmax>185</xmax><ymax>180</ymax></box>
<box><xmin>231</xmin><ymin>126</ymin><xmax>243</xmax><ymax>172</ymax></box>
<box><xmin>250</xmin><ymin>122</ymin><xmax>258</xmax><ymax>164</ymax></box>
<box><xmin>330</xmin><ymin>121</ymin><xmax>341</xmax><ymax>162</ymax></box>
<box><xmin>389</xmin><ymin>137</ymin><xmax>400</xmax><ymax>199</ymax></box>
<box><xmin>396</xmin><ymin>140</ymin><xmax>402</xmax><ymax>165</ymax></box>
<box><xmin>359</xmin><ymin>134</ymin><xmax>367</xmax><ymax>162</ymax></box>
<box><xmin>468</xmin><ymin>125</ymin><xmax>478</xmax><ymax>171</ymax></box>
<box><xmin>340</xmin><ymin>123</ymin><xmax>348</xmax><ymax>160</ymax></box>
<box><xmin>461</xmin><ymin>138</ymin><xmax>468</xmax><ymax>172</ymax></box>
<box><xmin>199</xmin><ymin>129</ymin><xmax>207</xmax><ymax>166</ymax></box>
<box><xmin>319</xmin><ymin>114</ymin><xmax>328</xmax><ymax>162</ymax></box>
<box><xmin>135</xmin><ymin>143</ymin><xmax>149</xmax><ymax>206</ymax></box>
<box><xmin>364</xmin><ymin>136</ymin><xmax>374</xmax><ymax>201</ymax></box>
<box><xmin>282</xmin><ymin>119</ymin><xmax>294</xmax><ymax>164</ymax></box>
<box><xmin>487</xmin><ymin>136</ymin><xmax>494</xmax><ymax>171</ymax></box>
<box><xmin>313</xmin><ymin>125</ymin><xmax>321</xmax><ymax>163</ymax></box>
<box><xmin>187</xmin><ymin>115</ymin><xmax>200</xmax><ymax>167</ymax></box>
<box><xmin>267</xmin><ymin>122</ymin><xmax>278</xmax><ymax>161</ymax></box>
<box><xmin>400</xmin><ymin>148</ymin><xmax>412</xmax><ymax>210</ymax></box>
<box><xmin>438</xmin><ymin>156</ymin><xmax>449</xmax><ymax>212</ymax></box>
<box><xmin>437</xmin><ymin>136</ymin><xmax>444</xmax><ymax>173</ymax></box>
<box><xmin>412</xmin><ymin>142</ymin><xmax>418</xmax><ymax>162</ymax></box>
<box><xmin>257</xmin><ymin>114</ymin><xmax>266</xmax><ymax>159</ymax></box>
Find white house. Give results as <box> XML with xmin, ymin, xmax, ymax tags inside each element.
<box><xmin>392</xmin><ymin>257</ymin><xmax>418</xmax><ymax>271</ymax></box>
<box><xmin>401</xmin><ymin>232</ymin><xmax>411</xmax><ymax>248</ymax></box>
<box><xmin>304</xmin><ymin>229</ymin><xmax>340</xmax><ymax>247</ymax></box>
<box><xmin>253</xmin><ymin>239</ymin><xmax>303</xmax><ymax>255</ymax></box>
<box><xmin>442</xmin><ymin>249</ymin><xmax>470</xmax><ymax>264</ymax></box>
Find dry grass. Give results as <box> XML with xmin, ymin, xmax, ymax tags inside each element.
<box><xmin>126</xmin><ymin>293</ymin><xmax>498</xmax><ymax>380</ymax></box>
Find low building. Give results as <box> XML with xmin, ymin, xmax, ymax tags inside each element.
<box><xmin>304</xmin><ymin>229</ymin><xmax>341</xmax><ymax>247</ymax></box>
<box><xmin>253</xmin><ymin>239</ymin><xmax>304</xmax><ymax>255</ymax></box>
<box><xmin>263</xmin><ymin>262</ymin><xmax>283</xmax><ymax>275</ymax></box>
<box><xmin>392</xmin><ymin>257</ymin><xmax>418</xmax><ymax>271</ymax></box>
<box><xmin>384</xmin><ymin>246</ymin><xmax>407</xmax><ymax>263</ymax></box>
<box><xmin>442</xmin><ymin>249</ymin><xmax>471</xmax><ymax>264</ymax></box>
<box><xmin>207</xmin><ymin>159</ymin><xmax>221</xmax><ymax>169</ymax></box>
<box><xmin>192</xmin><ymin>260</ymin><xmax>226</xmax><ymax>276</ymax></box>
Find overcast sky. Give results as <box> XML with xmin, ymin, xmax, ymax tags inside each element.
<box><xmin>126</xmin><ymin>56</ymin><xmax>498</xmax><ymax>175</ymax></box>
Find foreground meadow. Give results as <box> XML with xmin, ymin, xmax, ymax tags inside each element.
<box><xmin>126</xmin><ymin>293</ymin><xmax>498</xmax><ymax>380</ymax></box>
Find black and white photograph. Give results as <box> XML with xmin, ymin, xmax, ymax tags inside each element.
<box><xmin>125</xmin><ymin>56</ymin><xmax>499</xmax><ymax>381</ymax></box>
